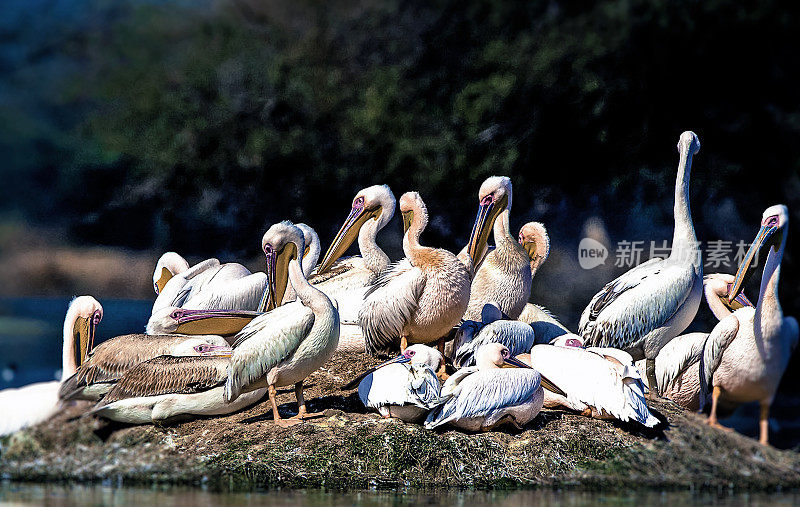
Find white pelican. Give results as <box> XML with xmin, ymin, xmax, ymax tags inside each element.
<box><xmin>704</xmin><ymin>272</ymin><xmax>754</xmax><ymax>320</ymax></box>
<box><xmin>87</xmin><ymin>350</ymin><xmax>265</xmax><ymax>425</ymax></box>
<box><xmin>224</xmin><ymin>221</ymin><xmax>340</xmax><ymax>427</ymax></box>
<box><xmin>579</xmin><ymin>131</ymin><xmax>703</xmax><ymax>392</ymax></box>
<box><xmin>463</xmin><ymin>177</ymin><xmax>531</xmax><ymax>320</ymax></box>
<box><xmin>145</xmin><ymin>307</ymin><xmax>263</xmax><ymax>340</ymax></box>
<box><xmin>452</xmin><ymin>305</ymin><xmax>536</xmax><ymax>368</ymax></box>
<box><xmin>358</xmin><ymin>191</ymin><xmax>473</xmax><ymax>363</ymax></box>
<box><xmin>152</xmin><ymin>252</ymin><xmax>190</xmax><ymax>294</ymax></box>
<box><xmin>523</xmin><ymin>341</ymin><xmax>658</xmax><ymax>427</ymax></box>
<box><xmin>424</xmin><ymin>343</ymin><xmax>554</xmax><ymax>431</ymax></box>
<box><xmin>700</xmin><ymin>205</ymin><xmax>798</xmax><ymax>445</ymax></box>
<box><xmin>0</xmin><ymin>296</ymin><xmax>101</xmax><ymax>436</ymax></box>
<box><xmin>60</xmin><ymin>320</ymin><xmax>230</xmax><ymax>402</ymax></box>
<box><xmin>344</xmin><ymin>344</ymin><xmax>443</xmax><ymax>422</ymax></box>
<box><xmin>308</xmin><ymin>185</ymin><xmax>396</xmax><ymax>320</ymax></box>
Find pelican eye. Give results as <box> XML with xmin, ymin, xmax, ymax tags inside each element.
<box><xmin>501</xmin><ymin>349</ymin><xmax>510</xmax><ymax>358</ymax></box>
<box><xmin>171</xmin><ymin>310</ymin><xmax>183</xmax><ymax>319</ymax></box>
<box><xmin>764</xmin><ymin>215</ymin><xmax>779</xmax><ymax>227</ymax></box>
<box><xmin>264</xmin><ymin>244</ymin><xmax>274</xmax><ymax>255</ymax></box>
<box><xmin>93</xmin><ymin>311</ymin><xmax>102</xmax><ymax>325</ymax></box>
<box><xmin>480</xmin><ymin>195</ymin><xmax>494</xmax><ymax>206</ymax></box>
<box><xmin>353</xmin><ymin>196</ymin><xmax>365</xmax><ymax>208</ymax></box>
<box><xmin>404</xmin><ymin>349</ymin><xmax>416</xmax><ymax>358</ymax></box>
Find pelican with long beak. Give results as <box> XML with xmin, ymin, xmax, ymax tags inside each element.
<box><xmin>146</xmin><ymin>307</ymin><xmax>263</xmax><ymax>341</ymax></box>
<box><xmin>700</xmin><ymin>205</ymin><xmax>798</xmax><ymax>445</ymax></box>
<box><xmin>358</xmin><ymin>192</ymin><xmax>472</xmax><ymax>364</ymax></box>
<box><xmin>344</xmin><ymin>344</ymin><xmax>443</xmax><ymax>422</ymax></box>
<box><xmin>464</xmin><ymin>177</ymin><xmax>532</xmax><ymax>321</ymax></box>
<box><xmin>424</xmin><ymin>343</ymin><xmax>559</xmax><ymax>431</ymax></box>
<box><xmin>224</xmin><ymin>221</ymin><xmax>340</xmax><ymax>427</ymax></box>
<box><xmin>0</xmin><ymin>296</ymin><xmax>102</xmax><ymax>436</ymax></box>
<box><xmin>152</xmin><ymin>252</ymin><xmax>190</xmax><ymax>294</ymax></box>
<box><xmin>579</xmin><ymin>131</ymin><xmax>704</xmax><ymax>393</ymax></box>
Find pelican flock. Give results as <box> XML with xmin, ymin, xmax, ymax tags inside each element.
<box><xmin>1</xmin><ymin>130</ymin><xmax>795</xmax><ymax>450</ymax></box>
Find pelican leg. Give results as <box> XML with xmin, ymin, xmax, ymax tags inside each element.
<box><xmin>268</xmin><ymin>384</ymin><xmax>300</xmax><ymax>428</ymax></box>
<box><xmin>294</xmin><ymin>381</ymin><xmax>319</xmax><ymax>420</ymax></box>
<box><xmin>706</xmin><ymin>386</ymin><xmax>732</xmax><ymax>432</ymax></box>
<box><xmin>645</xmin><ymin>358</ymin><xmax>659</xmax><ymax>399</ymax></box>
<box><xmin>436</xmin><ymin>337</ymin><xmax>450</xmax><ymax>381</ymax></box>
<box><xmin>759</xmin><ymin>401</ymin><xmax>770</xmax><ymax>446</ymax></box>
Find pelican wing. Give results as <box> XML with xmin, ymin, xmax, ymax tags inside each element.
<box><xmin>454</xmin><ymin>320</ymin><xmax>535</xmax><ymax>368</ymax></box>
<box><xmin>152</xmin><ymin>259</ymin><xmax>221</xmax><ymax>313</ymax></box>
<box><xmin>359</xmin><ymin>259</ymin><xmax>425</xmax><ymax>356</ymax></box>
<box><xmin>225</xmin><ymin>303</ymin><xmax>315</xmax><ymax>402</ymax></box>
<box><xmin>91</xmin><ymin>356</ymin><xmax>228</xmax><ymax>409</ymax></box>
<box><xmin>358</xmin><ymin>363</ymin><xmax>442</xmax><ymax>410</ymax></box>
<box><xmin>425</xmin><ymin>369</ymin><xmax>540</xmax><ymax>429</ymax></box>
<box><xmin>407</xmin><ymin>363</ymin><xmax>443</xmax><ymax>409</ymax></box>
<box><xmin>652</xmin><ymin>332</ymin><xmax>708</xmax><ymax>395</ymax></box>
<box><xmin>184</xmin><ymin>272</ymin><xmax>268</xmax><ymax>312</ymax></box>
<box><xmin>699</xmin><ymin>313</ymin><xmax>741</xmax><ymax>409</ymax></box>
<box><xmin>578</xmin><ymin>259</ymin><xmax>695</xmax><ymax>350</ymax></box>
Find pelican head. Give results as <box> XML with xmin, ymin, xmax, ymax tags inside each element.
<box><xmin>317</xmin><ymin>184</ymin><xmax>396</xmax><ymax>274</ymax></box>
<box><xmin>261</xmin><ymin>221</ymin><xmax>305</xmax><ymax>312</ymax></box>
<box><xmin>703</xmin><ymin>273</ymin><xmax>753</xmax><ymax>315</ymax></box>
<box><xmin>172</xmin><ymin>337</ymin><xmax>233</xmax><ymax>357</ymax></box>
<box><xmin>550</xmin><ymin>334</ymin><xmax>584</xmax><ymax>348</ymax></box>
<box><xmin>466</xmin><ymin>176</ymin><xmax>512</xmax><ymax>266</ymax></box>
<box><xmin>728</xmin><ymin>204</ymin><xmax>789</xmax><ymax>302</ymax></box>
<box><xmin>152</xmin><ymin>252</ymin><xmax>189</xmax><ymax>294</ymax></box>
<box><xmin>147</xmin><ymin>307</ymin><xmax>258</xmax><ymax>336</ymax></box>
<box><xmin>677</xmin><ymin>131</ymin><xmax>701</xmax><ymax>156</ymax></box>
<box><xmin>475</xmin><ymin>343</ymin><xmax>530</xmax><ymax>370</ymax></box>
<box><xmin>65</xmin><ymin>296</ymin><xmax>103</xmax><ymax>370</ymax></box>
<box><xmin>518</xmin><ymin>222</ymin><xmax>550</xmax><ymax>272</ymax></box>
<box><xmin>400</xmin><ymin>191</ymin><xmax>428</xmax><ymax>234</ymax></box>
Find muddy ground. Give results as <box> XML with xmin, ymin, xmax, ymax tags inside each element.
<box><xmin>2</xmin><ymin>351</ymin><xmax>800</xmax><ymax>492</ymax></box>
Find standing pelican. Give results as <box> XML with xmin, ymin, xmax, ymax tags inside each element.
<box><xmin>523</xmin><ymin>342</ymin><xmax>658</xmax><ymax>427</ymax></box>
<box><xmin>344</xmin><ymin>344</ymin><xmax>443</xmax><ymax>422</ymax></box>
<box><xmin>224</xmin><ymin>221</ymin><xmax>340</xmax><ymax>427</ymax></box>
<box><xmin>701</xmin><ymin>205</ymin><xmax>798</xmax><ymax>445</ymax></box>
<box><xmin>87</xmin><ymin>349</ymin><xmax>264</xmax><ymax>425</ymax></box>
<box><xmin>579</xmin><ymin>131</ymin><xmax>703</xmax><ymax>392</ymax></box>
<box><xmin>424</xmin><ymin>343</ymin><xmax>551</xmax><ymax>431</ymax></box>
<box><xmin>0</xmin><ymin>296</ymin><xmax>101</xmax><ymax>436</ymax></box>
<box><xmin>358</xmin><ymin>192</ymin><xmax>473</xmax><ymax>362</ymax></box>
<box><xmin>153</xmin><ymin>252</ymin><xmax>190</xmax><ymax>294</ymax></box>
<box><xmin>464</xmin><ymin>177</ymin><xmax>531</xmax><ymax>320</ymax></box>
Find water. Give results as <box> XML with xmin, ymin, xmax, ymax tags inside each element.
<box><xmin>1</xmin><ymin>483</ymin><xmax>799</xmax><ymax>506</ymax></box>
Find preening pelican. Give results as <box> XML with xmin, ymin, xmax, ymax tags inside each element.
<box><xmin>464</xmin><ymin>177</ymin><xmax>531</xmax><ymax>320</ymax></box>
<box><xmin>704</xmin><ymin>272</ymin><xmax>754</xmax><ymax>320</ymax></box>
<box><xmin>523</xmin><ymin>342</ymin><xmax>658</xmax><ymax>427</ymax></box>
<box><xmin>87</xmin><ymin>349</ymin><xmax>265</xmax><ymax>425</ymax></box>
<box><xmin>0</xmin><ymin>296</ymin><xmax>101</xmax><ymax>436</ymax></box>
<box><xmin>424</xmin><ymin>343</ymin><xmax>549</xmax><ymax>431</ymax></box>
<box><xmin>309</xmin><ymin>185</ymin><xmax>396</xmax><ymax>321</ymax></box>
<box><xmin>700</xmin><ymin>205</ymin><xmax>798</xmax><ymax>445</ymax></box>
<box><xmin>344</xmin><ymin>344</ymin><xmax>443</xmax><ymax>422</ymax></box>
<box><xmin>224</xmin><ymin>221</ymin><xmax>339</xmax><ymax>427</ymax></box>
<box><xmin>453</xmin><ymin>305</ymin><xmax>536</xmax><ymax>368</ymax></box>
<box><xmin>279</xmin><ymin>223</ymin><xmax>322</xmax><ymax>305</ymax></box>
<box><xmin>579</xmin><ymin>131</ymin><xmax>703</xmax><ymax>392</ymax></box>
<box><xmin>153</xmin><ymin>252</ymin><xmax>190</xmax><ymax>294</ymax></box>
<box><xmin>59</xmin><ymin>322</ymin><xmax>229</xmax><ymax>402</ymax></box>
<box><xmin>358</xmin><ymin>192</ymin><xmax>472</xmax><ymax>362</ymax></box>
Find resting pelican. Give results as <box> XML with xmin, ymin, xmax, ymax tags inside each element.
<box><xmin>523</xmin><ymin>342</ymin><xmax>658</xmax><ymax>427</ymax></box>
<box><xmin>146</xmin><ymin>307</ymin><xmax>263</xmax><ymax>340</ymax></box>
<box><xmin>358</xmin><ymin>191</ymin><xmax>472</xmax><ymax>362</ymax></box>
<box><xmin>424</xmin><ymin>343</ymin><xmax>551</xmax><ymax>431</ymax></box>
<box><xmin>60</xmin><ymin>319</ymin><xmax>229</xmax><ymax>402</ymax></box>
<box><xmin>152</xmin><ymin>252</ymin><xmax>190</xmax><ymax>294</ymax></box>
<box><xmin>224</xmin><ymin>221</ymin><xmax>339</xmax><ymax>427</ymax></box>
<box><xmin>700</xmin><ymin>205</ymin><xmax>798</xmax><ymax>445</ymax></box>
<box><xmin>87</xmin><ymin>349</ymin><xmax>265</xmax><ymax>425</ymax></box>
<box><xmin>579</xmin><ymin>131</ymin><xmax>703</xmax><ymax>392</ymax></box>
<box><xmin>463</xmin><ymin>177</ymin><xmax>532</xmax><ymax>321</ymax></box>
<box><xmin>0</xmin><ymin>296</ymin><xmax>101</xmax><ymax>436</ymax></box>
<box><xmin>453</xmin><ymin>305</ymin><xmax>536</xmax><ymax>368</ymax></box>
<box><xmin>344</xmin><ymin>344</ymin><xmax>443</xmax><ymax>422</ymax></box>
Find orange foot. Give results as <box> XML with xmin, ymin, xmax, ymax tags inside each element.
<box><xmin>706</xmin><ymin>419</ymin><xmax>733</xmax><ymax>432</ymax></box>
<box><xmin>274</xmin><ymin>418</ymin><xmax>303</xmax><ymax>428</ymax></box>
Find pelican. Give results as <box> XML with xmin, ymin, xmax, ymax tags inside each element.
<box><xmin>704</xmin><ymin>272</ymin><xmax>754</xmax><ymax>320</ymax></box>
<box><xmin>308</xmin><ymin>185</ymin><xmax>396</xmax><ymax>320</ymax></box>
<box><xmin>145</xmin><ymin>307</ymin><xmax>262</xmax><ymax>340</ymax></box>
<box><xmin>0</xmin><ymin>296</ymin><xmax>101</xmax><ymax>436</ymax></box>
<box><xmin>579</xmin><ymin>131</ymin><xmax>703</xmax><ymax>392</ymax></box>
<box><xmin>452</xmin><ymin>304</ymin><xmax>536</xmax><ymax>368</ymax></box>
<box><xmin>463</xmin><ymin>177</ymin><xmax>532</xmax><ymax>320</ymax></box>
<box><xmin>343</xmin><ymin>344</ymin><xmax>443</xmax><ymax>422</ymax></box>
<box><xmin>152</xmin><ymin>252</ymin><xmax>190</xmax><ymax>294</ymax></box>
<box><xmin>224</xmin><ymin>221</ymin><xmax>339</xmax><ymax>427</ymax></box>
<box><xmin>700</xmin><ymin>205</ymin><xmax>798</xmax><ymax>445</ymax></box>
<box><xmin>522</xmin><ymin>341</ymin><xmax>658</xmax><ymax>427</ymax></box>
<box><xmin>87</xmin><ymin>349</ymin><xmax>265</xmax><ymax>425</ymax></box>
<box><xmin>59</xmin><ymin>315</ymin><xmax>230</xmax><ymax>402</ymax></box>
<box><xmin>278</xmin><ymin>223</ymin><xmax>322</xmax><ymax>305</ymax></box>
<box><xmin>424</xmin><ymin>343</ymin><xmax>551</xmax><ymax>431</ymax></box>
<box><xmin>358</xmin><ymin>191</ymin><xmax>473</xmax><ymax>363</ymax></box>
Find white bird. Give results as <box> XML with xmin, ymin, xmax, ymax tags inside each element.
<box><xmin>224</xmin><ymin>221</ymin><xmax>340</xmax><ymax>427</ymax></box>
<box><xmin>700</xmin><ymin>205</ymin><xmax>798</xmax><ymax>445</ymax></box>
<box><xmin>344</xmin><ymin>344</ymin><xmax>443</xmax><ymax>422</ymax></box>
<box><xmin>152</xmin><ymin>252</ymin><xmax>190</xmax><ymax>294</ymax></box>
<box><xmin>523</xmin><ymin>341</ymin><xmax>659</xmax><ymax>427</ymax></box>
<box><xmin>704</xmin><ymin>272</ymin><xmax>754</xmax><ymax>320</ymax></box>
<box><xmin>579</xmin><ymin>131</ymin><xmax>703</xmax><ymax>392</ymax></box>
<box><xmin>0</xmin><ymin>296</ymin><xmax>102</xmax><ymax>436</ymax></box>
<box><xmin>452</xmin><ymin>304</ymin><xmax>536</xmax><ymax>368</ymax></box>
<box><xmin>425</xmin><ymin>343</ymin><xmax>557</xmax><ymax>431</ymax></box>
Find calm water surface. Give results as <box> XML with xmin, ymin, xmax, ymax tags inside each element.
<box><xmin>1</xmin><ymin>483</ymin><xmax>800</xmax><ymax>506</ymax></box>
